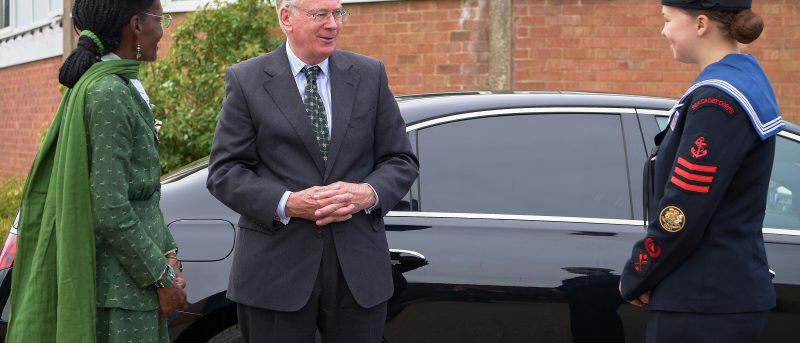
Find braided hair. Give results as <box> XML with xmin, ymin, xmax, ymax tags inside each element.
<box><xmin>58</xmin><ymin>0</ymin><xmax>155</xmax><ymax>88</ymax></box>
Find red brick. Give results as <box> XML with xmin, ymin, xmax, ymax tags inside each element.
<box><xmin>3</xmin><ymin>0</ymin><xmax>799</xmax><ymax>177</ymax></box>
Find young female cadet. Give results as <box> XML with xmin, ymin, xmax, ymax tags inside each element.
<box><xmin>620</xmin><ymin>1</ymin><xmax>783</xmax><ymax>342</ymax></box>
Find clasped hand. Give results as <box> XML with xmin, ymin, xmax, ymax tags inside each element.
<box><xmin>286</xmin><ymin>182</ymin><xmax>376</xmax><ymax>226</ymax></box>
<box><xmin>618</xmin><ymin>280</ymin><xmax>650</xmax><ymax>307</ymax></box>
<box><xmin>157</xmin><ymin>259</ymin><xmax>188</xmax><ymax>318</ymax></box>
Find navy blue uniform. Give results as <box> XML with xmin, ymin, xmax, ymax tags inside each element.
<box><xmin>620</xmin><ymin>84</ymin><xmax>778</xmax><ymax>342</ymax></box>
<box><xmin>621</xmin><ymin>86</ymin><xmax>776</xmax><ymax>312</ymax></box>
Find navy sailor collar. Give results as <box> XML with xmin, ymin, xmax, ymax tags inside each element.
<box><xmin>677</xmin><ymin>54</ymin><xmax>784</xmax><ymax>140</ymax></box>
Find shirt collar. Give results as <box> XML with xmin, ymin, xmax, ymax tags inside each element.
<box><xmin>100</xmin><ymin>52</ymin><xmax>122</xmax><ymax>62</ymax></box>
<box><xmin>286</xmin><ymin>40</ymin><xmax>330</xmax><ymax>78</ymax></box>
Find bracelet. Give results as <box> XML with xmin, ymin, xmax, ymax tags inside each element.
<box><xmin>155</xmin><ymin>265</ymin><xmax>175</xmax><ymax>288</ymax></box>
<box><xmin>165</xmin><ymin>254</ymin><xmax>183</xmax><ymax>272</ymax></box>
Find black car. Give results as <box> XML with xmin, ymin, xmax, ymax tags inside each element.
<box><xmin>1</xmin><ymin>92</ymin><xmax>799</xmax><ymax>342</ymax></box>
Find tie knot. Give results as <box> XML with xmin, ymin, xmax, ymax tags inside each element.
<box><xmin>303</xmin><ymin>65</ymin><xmax>322</xmax><ymax>82</ymax></box>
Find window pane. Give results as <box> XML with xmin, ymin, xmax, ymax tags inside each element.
<box><xmin>33</xmin><ymin>0</ymin><xmax>47</xmax><ymax>21</ymax></box>
<box><xmin>50</xmin><ymin>0</ymin><xmax>60</xmax><ymax>13</ymax></box>
<box><xmin>1</xmin><ymin>0</ymin><xmax>10</xmax><ymax>28</ymax></box>
<box><xmin>764</xmin><ymin>136</ymin><xmax>800</xmax><ymax>230</ymax></box>
<box><xmin>656</xmin><ymin>116</ymin><xmax>669</xmax><ymax>130</ymax></box>
<box><xmin>14</xmin><ymin>0</ymin><xmax>32</xmax><ymax>27</ymax></box>
<box><xmin>417</xmin><ymin>113</ymin><xmax>632</xmax><ymax>219</ymax></box>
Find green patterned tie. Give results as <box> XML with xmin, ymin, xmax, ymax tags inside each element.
<box><xmin>302</xmin><ymin>65</ymin><xmax>330</xmax><ymax>162</ymax></box>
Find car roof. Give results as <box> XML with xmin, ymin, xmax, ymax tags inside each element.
<box><xmin>396</xmin><ymin>91</ymin><xmax>678</xmax><ymax>125</ymax></box>
<box><xmin>161</xmin><ymin>92</ymin><xmax>799</xmax><ymax>184</ymax></box>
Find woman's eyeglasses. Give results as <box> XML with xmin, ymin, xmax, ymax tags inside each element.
<box><xmin>142</xmin><ymin>12</ymin><xmax>173</xmax><ymax>29</ymax></box>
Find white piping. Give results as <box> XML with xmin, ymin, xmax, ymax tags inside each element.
<box><xmin>385</xmin><ymin>212</ymin><xmax>800</xmax><ymax>236</ymax></box>
<box><xmin>405</xmin><ymin>107</ymin><xmax>637</xmax><ymax>131</ymax></box>
<box><xmin>386</xmin><ymin>211</ymin><xmax>642</xmax><ymax>226</ymax></box>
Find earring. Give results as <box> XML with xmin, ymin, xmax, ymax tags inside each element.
<box><xmin>136</xmin><ymin>42</ymin><xmax>142</xmax><ymax>60</ymax></box>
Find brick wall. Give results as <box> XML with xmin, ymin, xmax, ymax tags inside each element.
<box><xmin>512</xmin><ymin>0</ymin><xmax>800</xmax><ymax>121</ymax></box>
<box><xmin>1</xmin><ymin>0</ymin><xmax>798</xmax><ymax>176</ymax></box>
<box><xmin>0</xmin><ymin>57</ymin><xmax>62</xmax><ymax>177</ymax></box>
<box><xmin>338</xmin><ymin>0</ymin><xmax>490</xmax><ymax>95</ymax></box>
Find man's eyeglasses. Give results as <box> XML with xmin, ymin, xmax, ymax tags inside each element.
<box><xmin>142</xmin><ymin>12</ymin><xmax>173</xmax><ymax>29</ymax></box>
<box><xmin>298</xmin><ymin>8</ymin><xmax>350</xmax><ymax>24</ymax></box>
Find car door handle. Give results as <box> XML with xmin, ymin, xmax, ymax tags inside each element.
<box><xmin>390</xmin><ymin>249</ymin><xmax>428</xmax><ymax>274</ymax></box>
<box><xmin>390</xmin><ymin>249</ymin><xmax>426</xmax><ymax>264</ymax></box>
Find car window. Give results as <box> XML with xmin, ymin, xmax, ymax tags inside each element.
<box><xmin>656</xmin><ymin>116</ymin><xmax>800</xmax><ymax>230</ymax></box>
<box><xmin>764</xmin><ymin>136</ymin><xmax>800</xmax><ymax>230</ymax></box>
<box><xmin>415</xmin><ymin>113</ymin><xmax>632</xmax><ymax>219</ymax></box>
<box><xmin>656</xmin><ymin>116</ymin><xmax>669</xmax><ymax>130</ymax></box>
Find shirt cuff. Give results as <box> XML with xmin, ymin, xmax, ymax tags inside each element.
<box><xmin>276</xmin><ymin>191</ymin><xmax>292</xmax><ymax>225</ymax></box>
<box><xmin>363</xmin><ymin>183</ymin><xmax>380</xmax><ymax>214</ymax></box>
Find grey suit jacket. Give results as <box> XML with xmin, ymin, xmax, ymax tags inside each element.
<box><xmin>207</xmin><ymin>43</ymin><xmax>419</xmax><ymax>311</ymax></box>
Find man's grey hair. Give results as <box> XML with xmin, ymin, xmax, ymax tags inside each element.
<box><xmin>274</xmin><ymin>0</ymin><xmax>302</xmax><ymax>11</ymax></box>
<box><xmin>272</xmin><ymin>0</ymin><xmax>302</xmax><ymax>33</ymax></box>
<box><xmin>271</xmin><ymin>0</ymin><xmax>342</xmax><ymax>33</ymax></box>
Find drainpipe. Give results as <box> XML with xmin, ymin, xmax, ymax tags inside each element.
<box><xmin>488</xmin><ymin>0</ymin><xmax>513</xmax><ymax>91</ymax></box>
<box><xmin>63</xmin><ymin>0</ymin><xmax>75</xmax><ymax>60</ymax></box>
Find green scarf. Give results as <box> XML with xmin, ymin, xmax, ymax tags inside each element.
<box><xmin>6</xmin><ymin>60</ymin><xmax>140</xmax><ymax>343</ymax></box>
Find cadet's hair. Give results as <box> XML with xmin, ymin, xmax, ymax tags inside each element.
<box><xmin>58</xmin><ymin>0</ymin><xmax>155</xmax><ymax>88</ymax></box>
<box><xmin>683</xmin><ymin>8</ymin><xmax>764</xmax><ymax>44</ymax></box>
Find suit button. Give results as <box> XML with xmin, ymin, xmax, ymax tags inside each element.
<box><xmin>315</xmin><ymin>230</ymin><xmax>323</xmax><ymax>239</ymax></box>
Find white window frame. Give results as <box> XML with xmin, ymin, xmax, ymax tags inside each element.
<box><xmin>0</xmin><ymin>0</ymin><xmax>62</xmax><ymax>41</ymax></box>
<box><xmin>0</xmin><ymin>0</ymin><xmax>11</xmax><ymax>35</ymax></box>
<box><xmin>0</xmin><ymin>0</ymin><xmax>63</xmax><ymax>68</ymax></box>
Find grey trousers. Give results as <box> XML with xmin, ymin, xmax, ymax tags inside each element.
<box><xmin>237</xmin><ymin>228</ymin><xmax>387</xmax><ymax>343</ymax></box>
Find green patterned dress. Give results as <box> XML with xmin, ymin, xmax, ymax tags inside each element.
<box><xmin>85</xmin><ymin>73</ymin><xmax>176</xmax><ymax>343</ymax></box>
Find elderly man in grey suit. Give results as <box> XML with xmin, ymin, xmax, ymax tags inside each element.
<box><xmin>206</xmin><ymin>0</ymin><xmax>418</xmax><ymax>342</ymax></box>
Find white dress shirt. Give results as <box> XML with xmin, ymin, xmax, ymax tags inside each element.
<box><xmin>276</xmin><ymin>42</ymin><xmax>379</xmax><ymax>224</ymax></box>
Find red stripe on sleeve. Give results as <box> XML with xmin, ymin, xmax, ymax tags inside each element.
<box><xmin>673</xmin><ymin>166</ymin><xmax>714</xmax><ymax>183</ymax></box>
<box><xmin>670</xmin><ymin>176</ymin><xmax>710</xmax><ymax>193</ymax></box>
<box><xmin>677</xmin><ymin>157</ymin><xmax>718</xmax><ymax>173</ymax></box>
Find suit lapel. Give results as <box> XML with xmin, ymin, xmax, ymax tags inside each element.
<box><xmin>324</xmin><ymin>52</ymin><xmax>359</xmax><ymax>181</ymax></box>
<box><xmin>262</xmin><ymin>44</ymin><xmax>325</xmax><ymax>176</ymax></box>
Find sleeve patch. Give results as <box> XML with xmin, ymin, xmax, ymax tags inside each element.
<box><xmin>670</xmin><ymin>157</ymin><xmax>718</xmax><ymax>194</ymax></box>
<box><xmin>633</xmin><ymin>248</ymin><xmax>650</xmax><ymax>275</ymax></box>
<box><xmin>659</xmin><ymin>205</ymin><xmax>686</xmax><ymax>233</ymax></box>
<box><xmin>689</xmin><ymin>135</ymin><xmax>709</xmax><ymax>160</ymax></box>
<box><xmin>644</xmin><ymin>237</ymin><xmax>662</xmax><ymax>259</ymax></box>
<box><xmin>691</xmin><ymin>97</ymin><xmax>735</xmax><ymax>116</ymax></box>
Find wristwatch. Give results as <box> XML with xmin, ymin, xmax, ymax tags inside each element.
<box><xmin>155</xmin><ymin>265</ymin><xmax>176</xmax><ymax>288</ymax></box>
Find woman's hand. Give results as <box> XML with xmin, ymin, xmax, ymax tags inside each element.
<box><xmin>619</xmin><ymin>280</ymin><xmax>650</xmax><ymax>307</ymax></box>
<box><xmin>156</xmin><ymin>283</ymin><xmax>187</xmax><ymax>317</ymax></box>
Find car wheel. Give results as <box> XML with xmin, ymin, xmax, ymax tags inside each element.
<box><xmin>207</xmin><ymin>324</ymin><xmax>323</xmax><ymax>343</ymax></box>
<box><xmin>207</xmin><ymin>324</ymin><xmax>243</xmax><ymax>343</ymax></box>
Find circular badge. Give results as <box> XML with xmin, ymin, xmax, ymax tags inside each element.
<box><xmin>659</xmin><ymin>206</ymin><xmax>686</xmax><ymax>233</ymax></box>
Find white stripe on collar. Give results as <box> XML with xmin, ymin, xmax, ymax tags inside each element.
<box><xmin>678</xmin><ymin>79</ymin><xmax>783</xmax><ymax>137</ymax></box>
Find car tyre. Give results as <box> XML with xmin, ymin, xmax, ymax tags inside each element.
<box><xmin>207</xmin><ymin>324</ymin><xmax>243</xmax><ymax>343</ymax></box>
<box><xmin>207</xmin><ymin>324</ymin><xmax>323</xmax><ymax>343</ymax></box>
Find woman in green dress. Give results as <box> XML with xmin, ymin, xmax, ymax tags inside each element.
<box><xmin>6</xmin><ymin>0</ymin><xmax>187</xmax><ymax>342</ymax></box>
